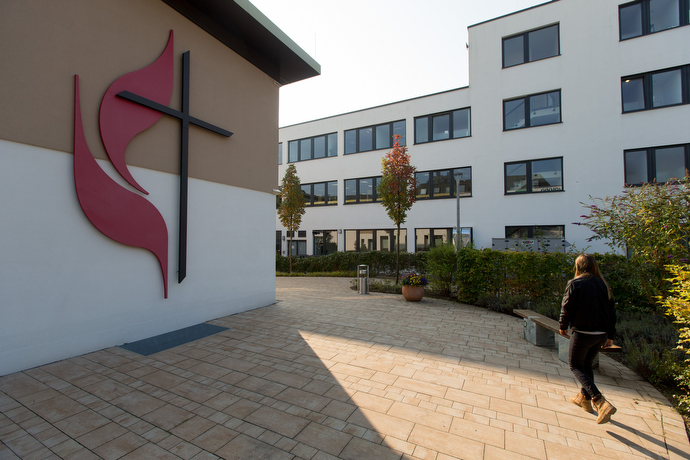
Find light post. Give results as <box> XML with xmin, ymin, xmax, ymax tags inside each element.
<box><xmin>454</xmin><ymin>171</ymin><xmax>463</xmax><ymax>251</ymax></box>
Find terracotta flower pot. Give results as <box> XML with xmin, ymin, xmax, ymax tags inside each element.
<box><xmin>402</xmin><ymin>285</ymin><xmax>424</xmax><ymax>302</ymax></box>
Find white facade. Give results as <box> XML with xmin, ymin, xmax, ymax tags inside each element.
<box><xmin>277</xmin><ymin>0</ymin><xmax>690</xmax><ymax>256</ymax></box>
<box><xmin>0</xmin><ymin>140</ymin><xmax>276</xmax><ymax>376</ymax></box>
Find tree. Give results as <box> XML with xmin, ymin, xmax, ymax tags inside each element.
<box><xmin>576</xmin><ymin>178</ymin><xmax>690</xmax><ymax>268</ymax></box>
<box><xmin>377</xmin><ymin>135</ymin><xmax>417</xmax><ymax>284</ymax></box>
<box><xmin>278</xmin><ymin>164</ymin><xmax>306</xmax><ymax>273</ymax></box>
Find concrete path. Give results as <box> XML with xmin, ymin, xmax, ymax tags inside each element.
<box><xmin>1</xmin><ymin>277</ymin><xmax>688</xmax><ymax>459</ymax></box>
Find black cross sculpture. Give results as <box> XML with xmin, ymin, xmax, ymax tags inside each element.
<box><xmin>118</xmin><ymin>51</ymin><xmax>233</xmax><ymax>284</ymax></box>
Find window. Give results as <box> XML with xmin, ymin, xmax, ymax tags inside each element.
<box><xmin>344</xmin><ymin>229</ymin><xmax>407</xmax><ymax>252</ymax></box>
<box><xmin>502</xmin><ymin>24</ymin><xmax>560</xmax><ymax>68</ymax></box>
<box><xmin>278</xmin><ymin>143</ymin><xmax>283</xmax><ymax>165</ymax></box>
<box><xmin>344</xmin><ymin>176</ymin><xmax>381</xmax><ymax>204</ymax></box>
<box><xmin>505</xmin><ymin>157</ymin><xmax>563</xmax><ymax>194</ymax></box>
<box><xmin>414</xmin><ymin>228</ymin><xmax>472</xmax><ymax>252</ymax></box>
<box><xmin>313</xmin><ymin>230</ymin><xmax>338</xmax><ymax>255</ymax></box>
<box><xmin>301</xmin><ymin>181</ymin><xmax>338</xmax><ymax>206</ymax></box>
<box><xmin>345</xmin><ymin>121</ymin><xmax>406</xmax><ymax>154</ymax></box>
<box><xmin>503</xmin><ymin>90</ymin><xmax>561</xmax><ymax>130</ymax></box>
<box><xmin>505</xmin><ymin>225</ymin><xmax>565</xmax><ymax>239</ymax></box>
<box><xmin>287</xmin><ymin>133</ymin><xmax>337</xmax><ymax>163</ymax></box>
<box><xmin>624</xmin><ymin>143</ymin><xmax>690</xmax><ymax>185</ymax></box>
<box><xmin>622</xmin><ymin>65</ymin><xmax>689</xmax><ymax>112</ymax></box>
<box><xmin>415</xmin><ymin>108</ymin><xmax>471</xmax><ymax>144</ymax></box>
<box><xmin>416</xmin><ymin>167</ymin><xmax>471</xmax><ymax>200</ymax></box>
<box><xmin>276</xmin><ymin>231</ymin><xmax>282</xmax><ymax>255</ymax></box>
<box><xmin>619</xmin><ymin>0</ymin><xmax>689</xmax><ymax>40</ymax></box>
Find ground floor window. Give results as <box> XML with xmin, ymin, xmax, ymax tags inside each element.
<box><xmin>313</xmin><ymin>230</ymin><xmax>338</xmax><ymax>255</ymax></box>
<box><xmin>416</xmin><ymin>228</ymin><xmax>452</xmax><ymax>251</ymax></box>
<box><xmin>344</xmin><ymin>229</ymin><xmax>407</xmax><ymax>252</ymax></box>
<box><xmin>505</xmin><ymin>225</ymin><xmax>564</xmax><ymax>239</ymax></box>
<box><xmin>276</xmin><ymin>231</ymin><xmax>282</xmax><ymax>255</ymax></box>
<box><xmin>289</xmin><ymin>240</ymin><xmax>307</xmax><ymax>256</ymax></box>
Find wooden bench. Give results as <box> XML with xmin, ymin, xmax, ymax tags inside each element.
<box><xmin>513</xmin><ymin>309</ymin><xmax>597</xmax><ymax>367</ymax></box>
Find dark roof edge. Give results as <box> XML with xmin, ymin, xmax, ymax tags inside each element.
<box><xmin>161</xmin><ymin>0</ymin><xmax>320</xmax><ymax>85</ymax></box>
<box><xmin>469</xmin><ymin>0</ymin><xmax>559</xmax><ymax>28</ymax></box>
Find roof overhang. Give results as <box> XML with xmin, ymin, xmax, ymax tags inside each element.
<box><xmin>161</xmin><ymin>0</ymin><xmax>321</xmax><ymax>85</ymax></box>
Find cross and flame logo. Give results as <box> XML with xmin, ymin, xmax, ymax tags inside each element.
<box><xmin>72</xmin><ymin>31</ymin><xmax>232</xmax><ymax>299</ymax></box>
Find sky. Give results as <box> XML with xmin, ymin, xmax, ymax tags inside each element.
<box><xmin>250</xmin><ymin>0</ymin><xmax>548</xmax><ymax>127</ymax></box>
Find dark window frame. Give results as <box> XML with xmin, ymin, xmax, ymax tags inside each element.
<box><xmin>621</xmin><ymin>64</ymin><xmax>690</xmax><ymax>113</ymax></box>
<box><xmin>344</xmin><ymin>120</ymin><xmax>406</xmax><ymax>154</ymax></box>
<box><xmin>503</xmin><ymin>90</ymin><xmax>562</xmax><ymax>131</ymax></box>
<box><xmin>414</xmin><ymin>108</ymin><xmax>472</xmax><ymax>144</ymax></box>
<box><xmin>624</xmin><ymin>143</ymin><xmax>690</xmax><ymax>185</ymax></box>
<box><xmin>313</xmin><ymin>230</ymin><xmax>338</xmax><ymax>256</ymax></box>
<box><xmin>344</xmin><ymin>176</ymin><xmax>382</xmax><ymax>204</ymax></box>
<box><xmin>502</xmin><ymin>23</ymin><xmax>560</xmax><ymax>68</ymax></box>
<box><xmin>619</xmin><ymin>0</ymin><xmax>690</xmax><ymax>40</ymax></box>
<box><xmin>287</xmin><ymin>132</ymin><xmax>338</xmax><ymax>163</ymax></box>
<box><xmin>504</xmin><ymin>157</ymin><xmax>564</xmax><ymax>195</ymax></box>
<box><xmin>301</xmin><ymin>180</ymin><xmax>338</xmax><ymax>207</ymax></box>
<box><xmin>415</xmin><ymin>167</ymin><xmax>472</xmax><ymax>200</ymax></box>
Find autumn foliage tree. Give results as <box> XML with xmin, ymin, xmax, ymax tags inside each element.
<box><xmin>278</xmin><ymin>164</ymin><xmax>305</xmax><ymax>273</ymax></box>
<box><xmin>377</xmin><ymin>135</ymin><xmax>417</xmax><ymax>283</ymax></box>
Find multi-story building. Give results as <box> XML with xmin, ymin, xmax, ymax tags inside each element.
<box><xmin>276</xmin><ymin>0</ymin><xmax>690</xmax><ymax>257</ymax></box>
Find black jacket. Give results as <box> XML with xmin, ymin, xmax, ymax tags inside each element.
<box><xmin>559</xmin><ymin>275</ymin><xmax>616</xmax><ymax>339</ymax></box>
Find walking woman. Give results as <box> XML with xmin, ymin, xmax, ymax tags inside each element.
<box><xmin>559</xmin><ymin>253</ymin><xmax>617</xmax><ymax>424</ymax></box>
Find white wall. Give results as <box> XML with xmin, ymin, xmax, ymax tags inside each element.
<box><xmin>278</xmin><ymin>0</ymin><xmax>690</xmax><ymax>257</ymax></box>
<box><xmin>0</xmin><ymin>140</ymin><xmax>275</xmax><ymax>376</ymax></box>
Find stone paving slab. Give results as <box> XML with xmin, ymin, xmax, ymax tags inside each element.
<box><xmin>1</xmin><ymin>277</ymin><xmax>688</xmax><ymax>459</ymax></box>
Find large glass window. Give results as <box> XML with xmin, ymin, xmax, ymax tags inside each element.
<box><xmin>415</xmin><ymin>108</ymin><xmax>471</xmax><ymax>144</ymax></box>
<box><xmin>415</xmin><ymin>228</ymin><xmax>471</xmax><ymax>252</ymax></box>
<box><xmin>287</xmin><ymin>133</ymin><xmax>337</xmax><ymax>163</ymax></box>
<box><xmin>622</xmin><ymin>65</ymin><xmax>689</xmax><ymax>112</ymax></box>
<box><xmin>504</xmin><ymin>90</ymin><xmax>561</xmax><ymax>130</ymax></box>
<box><xmin>619</xmin><ymin>0</ymin><xmax>689</xmax><ymax>40</ymax></box>
<box><xmin>344</xmin><ymin>177</ymin><xmax>381</xmax><ymax>204</ymax></box>
<box><xmin>313</xmin><ymin>230</ymin><xmax>338</xmax><ymax>256</ymax></box>
<box><xmin>416</xmin><ymin>167</ymin><xmax>471</xmax><ymax>200</ymax></box>
<box><xmin>505</xmin><ymin>158</ymin><xmax>563</xmax><ymax>194</ymax></box>
<box><xmin>344</xmin><ymin>229</ymin><xmax>407</xmax><ymax>252</ymax></box>
<box><xmin>624</xmin><ymin>144</ymin><xmax>690</xmax><ymax>185</ymax></box>
<box><xmin>345</xmin><ymin>120</ymin><xmax>406</xmax><ymax>154</ymax></box>
<box><xmin>502</xmin><ymin>24</ymin><xmax>560</xmax><ymax>68</ymax></box>
<box><xmin>301</xmin><ymin>181</ymin><xmax>338</xmax><ymax>206</ymax></box>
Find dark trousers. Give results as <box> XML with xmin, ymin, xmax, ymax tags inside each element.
<box><xmin>568</xmin><ymin>331</ymin><xmax>608</xmax><ymax>399</ymax></box>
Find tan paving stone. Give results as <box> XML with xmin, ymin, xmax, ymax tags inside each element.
<box><xmin>215</xmin><ymin>433</ymin><xmax>293</xmax><ymax>460</ymax></box>
<box><xmin>409</xmin><ymin>424</ymin><xmax>485</xmax><ymax>459</ymax></box>
<box><xmin>294</xmin><ymin>421</ymin><xmax>353</xmax><ymax>456</ymax></box>
<box><xmin>387</xmin><ymin>401</ymin><xmax>453</xmax><ymax>431</ymax></box>
<box><xmin>450</xmin><ymin>416</ymin><xmax>505</xmax><ymax>448</ymax></box>
<box><xmin>244</xmin><ymin>405</ymin><xmax>310</xmax><ymax>438</ymax></box>
<box><xmin>1</xmin><ymin>278</ymin><xmax>688</xmax><ymax>460</ymax></box>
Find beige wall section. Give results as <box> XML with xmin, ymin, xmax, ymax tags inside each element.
<box><xmin>0</xmin><ymin>0</ymin><xmax>278</xmax><ymax>192</ymax></box>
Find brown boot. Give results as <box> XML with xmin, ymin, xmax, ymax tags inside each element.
<box><xmin>592</xmin><ymin>395</ymin><xmax>616</xmax><ymax>424</ymax></box>
<box><xmin>570</xmin><ymin>392</ymin><xmax>594</xmax><ymax>413</ymax></box>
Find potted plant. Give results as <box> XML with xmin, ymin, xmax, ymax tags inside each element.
<box><xmin>401</xmin><ymin>273</ymin><xmax>428</xmax><ymax>301</ymax></box>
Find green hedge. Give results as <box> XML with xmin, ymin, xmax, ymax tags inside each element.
<box><xmin>276</xmin><ymin>251</ymin><xmax>427</xmax><ymax>277</ymax></box>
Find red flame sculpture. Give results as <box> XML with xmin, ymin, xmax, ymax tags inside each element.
<box><xmin>99</xmin><ymin>31</ymin><xmax>174</xmax><ymax>195</ymax></box>
<box><xmin>72</xmin><ymin>33</ymin><xmax>174</xmax><ymax>298</ymax></box>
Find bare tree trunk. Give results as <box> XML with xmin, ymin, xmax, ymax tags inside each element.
<box><xmin>395</xmin><ymin>223</ymin><xmax>401</xmax><ymax>284</ymax></box>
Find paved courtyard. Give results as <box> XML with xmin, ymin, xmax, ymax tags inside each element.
<box><xmin>1</xmin><ymin>277</ymin><xmax>689</xmax><ymax>459</ymax></box>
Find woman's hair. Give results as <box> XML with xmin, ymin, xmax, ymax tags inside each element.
<box><xmin>574</xmin><ymin>253</ymin><xmax>612</xmax><ymax>299</ymax></box>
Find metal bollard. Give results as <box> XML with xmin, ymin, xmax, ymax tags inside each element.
<box><xmin>357</xmin><ymin>265</ymin><xmax>369</xmax><ymax>294</ymax></box>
